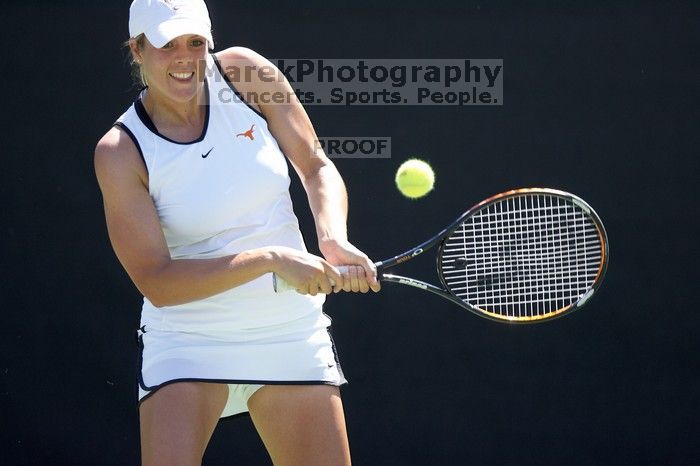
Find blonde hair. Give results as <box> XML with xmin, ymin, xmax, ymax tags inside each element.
<box><xmin>124</xmin><ymin>34</ymin><xmax>147</xmax><ymax>88</ymax></box>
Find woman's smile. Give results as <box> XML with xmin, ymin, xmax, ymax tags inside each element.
<box><xmin>169</xmin><ymin>71</ymin><xmax>195</xmax><ymax>82</ymax></box>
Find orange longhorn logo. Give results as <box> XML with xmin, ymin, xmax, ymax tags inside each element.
<box><xmin>237</xmin><ymin>124</ymin><xmax>255</xmax><ymax>141</ymax></box>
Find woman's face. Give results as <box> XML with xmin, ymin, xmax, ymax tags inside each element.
<box><xmin>133</xmin><ymin>34</ymin><xmax>208</xmax><ymax>103</ymax></box>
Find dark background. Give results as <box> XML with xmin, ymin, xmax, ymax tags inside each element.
<box><xmin>2</xmin><ymin>1</ymin><xmax>698</xmax><ymax>465</ymax></box>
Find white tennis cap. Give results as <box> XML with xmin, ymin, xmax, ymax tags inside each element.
<box><xmin>129</xmin><ymin>0</ymin><xmax>214</xmax><ymax>49</ymax></box>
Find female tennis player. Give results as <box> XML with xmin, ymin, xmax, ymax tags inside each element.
<box><xmin>94</xmin><ymin>1</ymin><xmax>380</xmax><ymax>464</ymax></box>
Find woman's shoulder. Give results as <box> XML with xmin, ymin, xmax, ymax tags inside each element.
<box><xmin>213</xmin><ymin>47</ymin><xmax>288</xmax><ymax>112</ymax></box>
<box><xmin>214</xmin><ymin>46</ymin><xmax>279</xmax><ymax>77</ymax></box>
<box><xmin>215</xmin><ymin>46</ymin><xmax>267</xmax><ymax>65</ymax></box>
<box><xmin>94</xmin><ymin>125</ymin><xmax>147</xmax><ymax>187</ymax></box>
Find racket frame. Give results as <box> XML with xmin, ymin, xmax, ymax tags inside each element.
<box><xmin>376</xmin><ymin>188</ymin><xmax>609</xmax><ymax>323</ymax></box>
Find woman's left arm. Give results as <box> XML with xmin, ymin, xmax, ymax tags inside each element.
<box><xmin>216</xmin><ymin>47</ymin><xmax>380</xmax><ymax>293</ymax></box>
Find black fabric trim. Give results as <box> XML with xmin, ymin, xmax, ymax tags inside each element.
<box><xmin>136</xmin><ymin>330</ymin><xmax>148</xmax><ymax>391</ymax></box>
<box><xmin>211</xmin><ymin>53</ymin><xmax>267</xmax><ymax>121</ymax></box>
<box><xmin>133</xmin><ymin>85</ymin><xmax>211</xmax><ymax>145</ymax></box>
<box><xmin>138</xmin><ymin>378</ymin><xmax>342</xmax><ymax>406</ymax></box>
<box><xmin>135</xmin><ymin>326</ymin><xmax>346</xmax><ymax>409</ymax></box>
<box><xmin>324</xmin><ymin>312</ymin><xmax>346</xmax><ymax>382</ymax></box>
<box><xmin>113</xmin><ymin>122</ymin><xmax>147</xmax><ymax>173</ymax></box>
<box><xmin>133</xmin><ymin>99</ymin><xmax>158</xmax><ymax>135</ymax></box>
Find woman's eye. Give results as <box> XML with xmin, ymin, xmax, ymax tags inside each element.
<box><xmin>191</xmin><ymin>39</ymin><xmax>205</xmax><ymax>47</ymax></box>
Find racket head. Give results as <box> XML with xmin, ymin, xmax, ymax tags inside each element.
<box><xmin>437</xmin><ymin>188</ymin><xmax>609</xmax><ymax>323</ymax></box>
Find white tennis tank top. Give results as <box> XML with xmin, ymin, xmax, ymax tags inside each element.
<box><xmin>114</xmin><ymin>53</ymin><xmax>324</xmax><ymax>332</ymax></box>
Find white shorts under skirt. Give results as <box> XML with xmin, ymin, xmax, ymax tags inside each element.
<box><xmin>136</xmin><ymin>312</ymin><xmax>346</xmax><ymax>418</ymax></box>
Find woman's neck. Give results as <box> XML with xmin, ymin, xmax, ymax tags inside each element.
<box><xmin>141</xmin><ymin>83</ymin><xmax>207</xmax><ymax>129</ymax></box>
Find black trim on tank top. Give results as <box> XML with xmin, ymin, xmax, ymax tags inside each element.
<box><xmin>113</xmin><ymin>122</ymin><xmax>148</xmax><ymax>173</ymax></box>
<box><xmin>211</xmin><ymin>54</ymin><xmax>268</xmax><ymax>120</ymax></box>
<box><xmin>134</xmin><ymin>84</ymin><xmax>211</xmax><ymax>145</ymax></box>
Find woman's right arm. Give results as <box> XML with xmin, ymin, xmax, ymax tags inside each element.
<box><xmin>94</xmin><ymin>127</ymin><xmax>341</xmax><ymax>307</ymax></box>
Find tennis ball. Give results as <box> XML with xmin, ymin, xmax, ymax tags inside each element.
<box><xmin>395</xmin><ymin>158</ymin><xmax>435</xmax><ymax>199</ymax></box>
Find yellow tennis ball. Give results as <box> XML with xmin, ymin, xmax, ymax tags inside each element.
<box><xmin>395</xmin><ymin>158</ymin><xmax>435</xmax><ymax>199</ymax></box>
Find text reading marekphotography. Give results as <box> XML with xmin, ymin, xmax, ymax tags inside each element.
<box><xmin>210</xmin><ymin>59</ymin><xmax>503</xmax><ymax>106</ymax></box>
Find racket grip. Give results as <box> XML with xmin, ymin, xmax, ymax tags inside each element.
<box><xmin>273</xmin><ymin>266</ymin><xmax>349</xmax><ymax>293</ymax></box>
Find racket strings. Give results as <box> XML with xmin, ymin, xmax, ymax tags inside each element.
<box><xmin>440</xmin><ymin>194</ymin><xmax>604</xmax><ymax>320</ymax></box>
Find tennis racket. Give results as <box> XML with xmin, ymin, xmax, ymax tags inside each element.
<box><xmin>274</xmin><ymin>188</ymin><xmax>609</xmax><ymax>323</ymax></box>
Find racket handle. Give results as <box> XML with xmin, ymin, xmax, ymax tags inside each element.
<box><xmin>273</xmin><ymin>266</ymin><xmax>349</xmax><ymax>293</ymax></box>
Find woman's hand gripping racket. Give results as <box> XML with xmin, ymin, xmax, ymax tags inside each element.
<box><xmin>274</xmin><ymin>188</ymin><xmax>609</xmax><ymax>323</ymax></box>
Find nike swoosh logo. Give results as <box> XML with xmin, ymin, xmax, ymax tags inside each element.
<box><xmin>201</xmin><ymin>147</ymin><xmax>214</xmax><ymax>158</ymax></box>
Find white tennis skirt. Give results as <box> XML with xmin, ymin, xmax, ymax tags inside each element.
<box><xmin>137</xmin><ymin>311</ymin><xmax>346</xmax><ymax>417</ymax></box>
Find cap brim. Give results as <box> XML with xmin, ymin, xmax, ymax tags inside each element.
<box><xmin>144</xmin><ymin>18</ymin><xmax>214</xmax><ymax>50</ymax></box>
